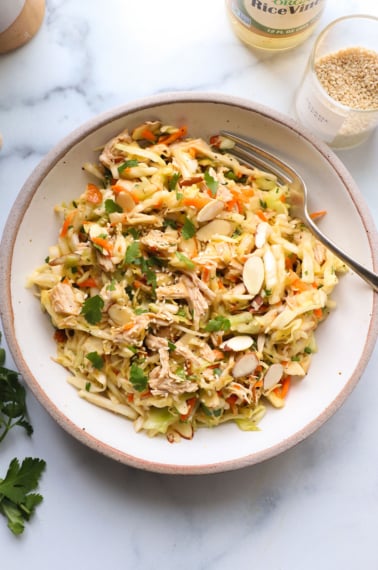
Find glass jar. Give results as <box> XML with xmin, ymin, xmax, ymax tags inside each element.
<box><xmin>295</xmin><ymin>15</ymin><xmax>378</xmax><ymax>149</ymax></box>
<box><xmin>226</xmin><ymin>0</ymin><xmax>326</xmax><ymax>51</ymax></box>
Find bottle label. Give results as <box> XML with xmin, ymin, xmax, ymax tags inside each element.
<box><xmin>229</xmin><ymin>0</ymin><xmax>325</xmax><ymax>37</ymax></box>
<box><xmin>0</xmin><ymin>0</ymin><xmax>26</xmax><ymax>34</ymax></box>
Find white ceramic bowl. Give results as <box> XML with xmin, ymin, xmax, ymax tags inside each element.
<box><xmin>1</xmin><ymin>93</ymin><xmax>377</xmax><ymax>474</ymax></box>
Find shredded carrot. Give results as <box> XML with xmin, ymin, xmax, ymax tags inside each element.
<box><xmin>77</xmin><ymin>277</ymin><xmax>98</xmax><ymax>288</ymax></box>
<box><xmin>279</xmin><ymin>194</ymin><xmax>286</xmax><ymax>203</ymax></box>
<box><xmin>85</xmin><ymin>183</ymin><xmax>102</xmax><ymax>204</ymax></box>
<box><xmin>225</xmin><ymin>395</ymin><xmax>238</xmax><ymax>415</ymax></box>
<box><xmin>313</xmin><ymin>308</ymin><xmax>323</xmax><ymax>319</ymax></box>
<box><xmin>285</xmin><ymin>254</ymin><xmax>298</xmax><ymax>271</ymax></box>
<box><xmin>212</xmin><ymin>349</ymin><xmax>224</xmax><ymax>361</ymax></box>
<box><xmin>180</xmin><ymin>397</ymin><xmax>197</xmax><ymax>421</ymax></box>
<box><xmin>141</xmin><ymin>128</ymin><xmax>156</xmax><ymax>143</ymax></box>
<box><xmin>256</xmin><ymin>210</ymin><xmax>268</xmax><ymax>222</ymax></box>
<box><xmin>133</xmin><ymin>279</ymin><xmax>145</xmax><ymax>289</ymax></box>
<box><xmin>60</xmin><ymin>210</ymin><xmax>76</xmax><ymax>238</ymax></box>
<box><xmin>127</xmin><ymin>393</ymin><xmax>134</xmax><ymax>403</ymax></box>
<box><xmin>122</xmin><ymin>322</ymin><xmax>135</xmax><ymax>331</ymax></box>
<box><xmin>91</xmin><ymin>236</ymin><xmax>113</xmax><ymax>255</ymax></box>
<box><xmin>310</xmin><ymin>210</ymin><xmax>327</xmax><ymax>220</ymax></box>
<box><xmin>111</xmin><ymin>184</ymin><xmax>139</xmax><ymax>203</ymax></box>
<box><xmin>292</xmin><ymin>278</ymin><xmax>312</xmax><ymax>292</ymax></box>
<box><xmin>273</xmin><ymin>375</ymin><xmax>291</xmax><ymax>399</ymax></box>
<box><xmin>201</xmin><ymin>267</ymin><xmax>211</xmax><ymax>283</ymax></box>
<box><xmin>159</xmin><ymin>126</ymin><xmax>187</xmax><ymax>145</ymax></box>
<box><xmin>182</xmin><ymin>196</ymin><xmax>210</xmax><ymax>209</ymax></box>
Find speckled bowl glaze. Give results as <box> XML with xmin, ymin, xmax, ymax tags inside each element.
<box><xmin>1</xmin><ymin>93</ymin><xmax>377</xmax><ymax>474</ymax></box>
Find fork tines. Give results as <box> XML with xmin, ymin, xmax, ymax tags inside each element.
<box><xmin>220</xmin><ymin>130</ymin><xmax>294</xmax><ymax>186</ymax></box>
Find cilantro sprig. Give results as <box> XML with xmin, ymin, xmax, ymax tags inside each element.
<box><xmin>0</xmin><ymin>458</ymin><xmax>46</xmax><ymax>535</ymax></box>
<box><xmin>0</xmin><ymin>362</ymin><xmax>33</xmax><ymax>443</ymax></box>
<box><xmin>0</xmin><ymin>333</ymin><xmax>46</xmax><ymax>535</ymax></box>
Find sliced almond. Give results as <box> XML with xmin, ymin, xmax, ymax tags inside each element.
<box><xmin>255</xmin><ymin>221</ymin><xmax>270</xmax><ymax>249</ymax></box>
<box><xmin>196</xmin><ymin>219</ymin><xmax>234</xmax><ymax>242</ymax></box>
<box><xmin>220</xmin><ymin>335</ymin><xmax>253</xmax><ymax>352</ymax></box>
<box><xmin>232</xmin><ymin>352</ymin><xmax>259</xmax><ymax>378</ymax></box>
<box><xmin>178</xmin><ymin>236</ymin><xmax>198</xmax><ymax>258</ymax></box>
<box><xmin>243</xmin><ymin>256</ymin><xmax>264</xmax><ymax>295</ymax></box>
<box><xmin>116</xmin><ymin>191</ymin><xmax>136</xmax><ymax>212</ymax></box>
<box><xmin>172</xmin><ymin>422</ymin><xmax>194</xmax><ymax>440</ymax></box>
<box><xmin>197</xmin><ymin>200</ymin><xmax>224</xmax><ymax>223</ymax></box>
<box><xmin>263</xmin><ymin>363</ymin><xmax>284</xmax><ymax>391</ymax></box>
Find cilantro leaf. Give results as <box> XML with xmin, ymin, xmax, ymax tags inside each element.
<box><xmin>182</xmin><ymin>217</ymin><xmax>196</xmax><ymax>240</ymax></box>
<box><xmin>168</xmin><ymin>172</ymin><xmax>180</xmax><ymax>190</ymax></box>
<box><xmin>204</xmin><ymin>170</ymin><xmax>218</xmax><ymax>196</ymax></box>
<box><xmin>85</xmin><ymin>352</ymin><xmax>104</xmax><ymax>370</ymax></box>
<box><xmin>0</xmin><ymin>457</ymin><xmax>46</xmax><ymax>535</ymax></box>
<box><xmin>205</xmin><ymin>315</ymin><xmax>231</xmax><ymax>333</ymax></box>
<box><xmin>118</xmin><ymin>159</ymin><xmax>139</xmax><ymax>174</ymax></box>
<box><xmin>125</xmin><ymin>241</ymin><xmax>141</xmax><ymax>264</ymax></box>
<box><xmin>168</xmin><ymin>341</ymin><xmax>176</xmax><ymax>352</ymax></box>
<box><xmin>105</xmin><ymin>199</ymin><xmax>123</xmax><ymax>214</ymax></box>
<box><xmin>81</xmin><ymin>295</ymin><xmax>104</xmax><ymax>325</ymax></box>
<box><xmin>0</xmin><ymin>366</ymin><xmax>33</xmax><ymax>442</ymax></box>
<box><xmin>129</xmin><ymin>363</ymin><xmax>148</xmax><ymax>392</ymax></box>
<box><xmin>175</xmin><ymin>252</ymin><xmax>196</xmax><ymax>270</ymax></box>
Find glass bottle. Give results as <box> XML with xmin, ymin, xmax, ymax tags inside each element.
<box><xmin>226</xmin><ymin>0</ymin><xmax>326</xmax><ymax>51</ymax></box>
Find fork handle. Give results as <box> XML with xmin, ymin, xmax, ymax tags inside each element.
<box><xmin>307</xmin><ymin>217</ymin><xmax>378</xmax><ymax>293</ymax></box>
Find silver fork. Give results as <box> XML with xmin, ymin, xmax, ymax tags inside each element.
<box><xmin>220</xmin><ymin>130</ymin><xmax>378</xmax><ymax>293</ymax></box>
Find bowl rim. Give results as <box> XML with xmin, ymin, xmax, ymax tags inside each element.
<box><xmin>1</xmin><ymin>91</ymin><xmax>377</xmax><ymax>474</ymax></box>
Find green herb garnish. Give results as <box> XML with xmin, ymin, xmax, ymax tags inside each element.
<box><xmin>0</xmin><ymin>457</ymin><xmax>46</xmax><ymax>535</ymax></box>
<box><xmin>118</xmin><ymin>159</ymin><xmax>139</xmax><ymax>174</ymax></box>
<box><xmin>204</xmin><ymin>170</ymin><xmax>218</xmax><ymax>196</ymax></box>
<box><xmin>85</xmin><ymin>352</ymin><xmax>104</xmax><ymax>370</ymax></box>
<box><xmin>105</xmin><ymin>199</ymin><xmax>123</xmax><ymax>214</ymax></box>
<box><xmin>182</xmin><ymin>217</ymin><xmax>196</xmax><ymax>240</ymax></box>
<box><xmin>129</xmin><ymin>363</ymin><xmax>148</xmax><ymax>392</ymax></box>
<box><xmin>169</xmin><ymin>172</ymin><xmax>180</xmax><ymax>190</ymax></box>
<box><xmin>205</xmin><ymin>315</ymin><xmax>231</xmax><ymax>333</ymax></box>
<box><xmin>175</xmin><ymin>252</ymin><xmax>195</xmax><ymax>270</ymax></box>
<box><xmin>81</xmin><ymin>295</ymin><xmax>104</xmax><ymax>325</ymax></box>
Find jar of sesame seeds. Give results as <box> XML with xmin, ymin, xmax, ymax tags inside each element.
<box><xmin>295</xmin><ymin>15</ymin><xmax>378</xmax><ymax>149</ymax></box>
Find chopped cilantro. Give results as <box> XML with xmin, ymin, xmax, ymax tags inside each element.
<box><xmin>182</xmin><ymin>217</ymin><xmax>196</xmax><ymax>240</ymax></box>
<box><xmin>118</xmin><ymin>159</ymin><xmax>139</xmax><ymax>174</ymax></box>
<box><xmin>81</xmin><ymin>295</ymin><xmax>104</xmax><ymax>325</ymax></box>
<box><xmin>163</xmin><ymin>218</ymin><xmax>178</xmax><ymax>229</ymax></box>
<box><xmin>129</xmin><ymin>363</ymin><xmax>148</xmax><ymax>392</ymax></box>
<box><xmin>85</xmin><ymin>352</ymin><xmax>104</xmax><ymax>370</ymax></box>
<box><xmin>105</xmin><ymin>199</ymin><xmax>123</xmax><ymax>214</ymax></box>
<box><xmin>169</xmin><ymin>172</ymin><xmax>180</xmax><ymax>190</ymax></box>
<box><xmin>304</xmin><ymin>347</ymin><xmax>313</xmax><ymax>354</ymax></box>
<box><xmin>85</xmin><ymin>382</ymin><xmax>91</xmax><ymax>392</ymax></box>
<box><xmin>205</xmin><ymin>315</ymin><xmax>231</xmax><ymax>333</ymax></box>
<box><xmin>204</xmin><ymin>170</ymin><xmax>218</xmax><ymax>196</ymax></box>
<box><xmin>125</xmin><ymin>241</ymin><xmax>141</xmax><ymax>264</ymax></box>
<box><xmin>175</xmin><ymin>252</ymin><xmax>195</xmax><ymax>270</ymax></box>
<box><xmin>168</xmin><ymin>341</ymin><xmax>176</xmax><ymax>352</ymax></box>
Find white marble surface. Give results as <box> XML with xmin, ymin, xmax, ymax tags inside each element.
<box><xmin>0</xmin><ymin>0</ymin><xmax>377</xmax><ymax>567</ymax></box>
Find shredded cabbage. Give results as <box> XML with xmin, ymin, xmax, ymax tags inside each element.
<box><xmin>28</xmin><ymin>122</ymin><xmax>347</xmax><ymax>441</ymax></box>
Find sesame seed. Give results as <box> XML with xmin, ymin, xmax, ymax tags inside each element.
<box><xmin>314</xmin><ymin>47</ymin><xmax>378</xmax><ymax>110</ymax></box>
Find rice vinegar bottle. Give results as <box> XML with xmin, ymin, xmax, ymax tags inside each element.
<box><xmin>226</xmin><ymin>0</ymin><xmax>326</xmax><ymax>51</ymax></box>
